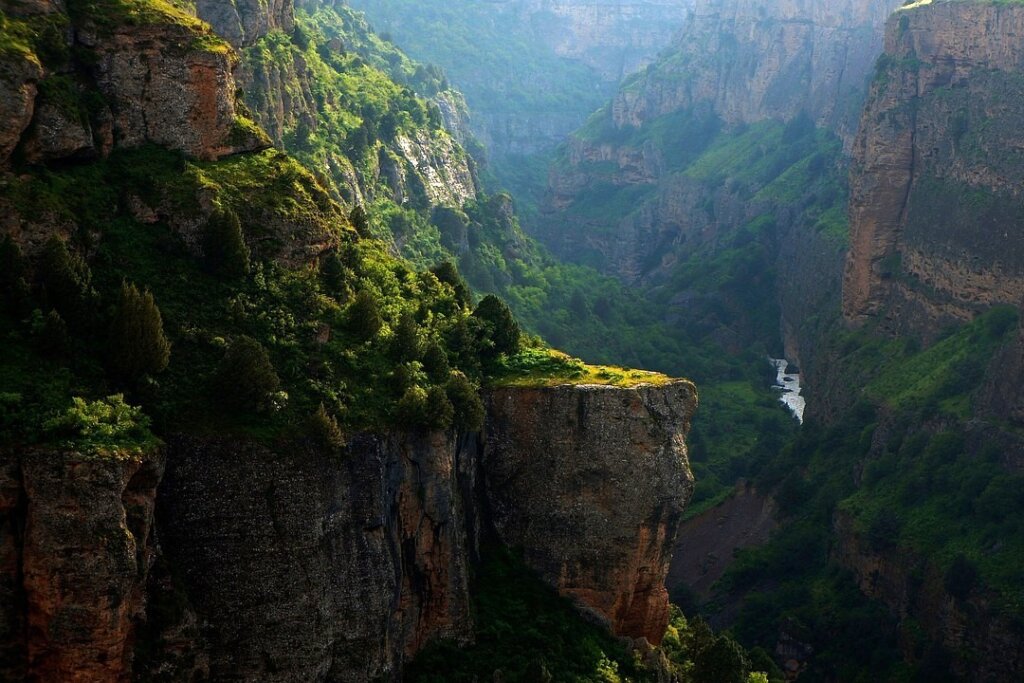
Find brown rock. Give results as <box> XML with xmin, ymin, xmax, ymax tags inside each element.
<box><xmin>0</xmin><ymin>52</ymin><xmax>43</xmax><ymax>167</ymax></box>
<box><xmin>483</xmin><ymin>381</ymin><xmax>697</xmax><ymax>644</ymax></box>
<box><xmin>1</xmin><ymin>446</ymin><xmax>164</xmax><ymax>682</ymax></box>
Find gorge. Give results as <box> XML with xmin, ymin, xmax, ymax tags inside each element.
<box><xmin>3</xmin><ymin>0</ymin><xmax>1024</xmax><ymax>681</ymax></box>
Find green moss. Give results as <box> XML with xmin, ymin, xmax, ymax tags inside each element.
<box><xmin>489</xmin><ymin>346</ymin><xmax>683</xmax><ymax>389</ymax></box>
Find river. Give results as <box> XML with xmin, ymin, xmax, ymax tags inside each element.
<box><xmin>770</xmin><ymin>358</ymin><xmax>805</xmax><ymax>424</ymax></box>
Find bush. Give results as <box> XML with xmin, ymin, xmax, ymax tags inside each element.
<box><xmin>203</xmin><ymin>207</ymin><xmax>251</xmax><ymax>278</ymax></box>
<box><xmin>43</xmin><ymin>394</ymin><xmax>153</xmax><ymax>453</ymax></box>
<box><xmin>108</xmin><ymin>282</ymin><xmax>171</xmax><ymax>383</ymax></box>
<box><xmin>944</xmin><ymin>554</ymin><xmax>979</xmax><ymax>602</ymax></box>
<box><xmin>213</xmin><ymin>336</ymin><xmax>281</xmax><ymax>412</ymax></box>
<box><xmin>396</xmin><ymin>385</ymin><xmax>430</xmax><ymax>426</ymax></box>
<box><xmin>350</xmin><ymin>205</ymin><xmax>371</xmax><ymax>236</ymax></box>
<box><xmin>0</xmin><ymin>235</ymin><xmax>31</xmax><ymax>314</ymax></box>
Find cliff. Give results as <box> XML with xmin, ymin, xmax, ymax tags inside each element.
<box><xmin>0</xmin><ymin>446</ymin><xmax>164</xmax><ymax>681</ymax></box>
<box><xmin>0</xmin><ymin>0</ymin><xmax>267</xmax><ymax>168</ymax></box>
<box><xmin>844</xmin><ymin>0</ymin><xmax>1024</xmax><ymax>338</ymax></box>
<box><xmin>484</xmin><ymin>382</ymin><xmax>696</xmax><ymax>643</ymax></box>
<box><xmin>0</xmin><ymin>382</ymin><xmax>697</xmax><ymax>680</ymax></box>
<box><xmin>609</xmin><ymin>0</ymin><xmax>902</xmax><ymax>144</ymax></box>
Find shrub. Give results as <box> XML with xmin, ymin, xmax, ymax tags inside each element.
<box><xmin>43</xmin><ymin>394</ymin><xmax>154</xmax><ymax>453</ymax></box>
<box><xmin>203</xmin><ymin>207</ymin><xmax>250</xmax><ymax>278</ymax></box>
<box><xmin>108</xmin><ymin>282</ymin><xmax>171</xmax><ymax>382</ymax></box>
<box><xmin>0</xmin><ymin>235</ymin><xmax>31</xmax><ymax>314</ymax></box>
<box><xmin>320</xmin><ymin>251</ymin><xmax>351</xmax><ymax>298</ymax></box>
<box><xmin>944</xmin><ymin>554</ymin><xmax>979</xmax><ymax>602</ymax></box>
<box><xmin>213</xmin><ymin>336</ymin><xmax>281</xmax><ymax>412</ymax></box>
<box><xmin>472</xmin><ymin>294</ymin><xmax>520</xmax><ymax>359</ymax></box>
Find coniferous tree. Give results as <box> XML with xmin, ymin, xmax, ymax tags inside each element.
<box><xmin>472</xmin><ymin>294</ymin><xmax>521</xmax><ymax>359</ymax></box>
<box><xmin>422</xmin><ymin>341</ymin><xmax>451</xmax><ymax>384</ymax></box>
<box><xmin>0</xmin><ymin>235</ymin><xmax>31</xmax><ymax>314</ymax></box>
<box><xmin>431</xmin><ymin>260</ymin><xmax>472</xmax><ymax>308</ymax></box>
<box><xmin>37</xmin><ymin>236</ymin><xmax>95</xmax><ymax>326</ymax></box>
<box><xmin>203</xmin><ymin>208</ymin><xmax>250</xmax><ymax>278</ymax></box>
<box><xmin>108</xmin><ymin>281</ymin><xmax>171</xmax><ymax>382</ymax></box>
<box><xmin>308</xmin><ymin>403</ymin><xmax>345</xmax><ymax>451</ymax></box>
<box><xmin>349</xmin><ymin>205</ymin><xmax>371</xmax><ymax>237</ymax></box>
<box><xmin>446</xmin><ymin>371</ymin><xmax>484</xmax><ymax>431</ymax></box>
<box><xmin>390</xmin><ymin>311</ymin><xmax>422</xmax><ymax>361</ymax></box>
<box><xmin>348</xmin><ymin>289</ymin><xmax>383</xmax><ymax>340</ymax></box>
<box><xmin>213</xmin><ymin>336</ymin><xmax>280</xmax><ymax>412</ymax></box>
<box><xmin>33</xmin><ymin>309</ymin><xmax>69</xmax><ymax>357</ymax></box>
<box><xmin>424</xmin><ymin>385</ymin><xmax>454</xmax><ymax>429</ymax></box>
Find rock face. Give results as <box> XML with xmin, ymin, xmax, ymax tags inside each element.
<box><xmin>610</xmin><ymin>0</ymin><xmax>902</xmax><ymax>144</ymax></box>
<box><xmin>0</xmin><ymin>1</ymin><xmax>266</xmax><ymax>170</ymax></box>
<box><xmin>196</xmin><ymin>0</ymin><xmax>294</xmax><ymax>47</ymax></box>
<box><xmin>844</xmin><ymin>0</ymin><xmax>1024</xmax><ymax>338</ymax></box>
<box><xmin>67</xmin><ymin>381</ymin><xmax>694</xmax><ymax>680</ymax></box>
<box><xmin>0</xmin><ymin>447</ymin><xmax>164</xmax><ymax>682</ymax></box>
<box><xmin>235</xmin><ymin>4</ymin><xmax>478</xmax><ymax>208</ymax></box>
<box><xmin>156</xmin><ymin>433</ymin><xmax>478</xmax><ymax>682</ymax></box>
<box><xmin>483</xmin><ymin>381</ymin><xmax>697</xmax><ymax>644</ymax></box>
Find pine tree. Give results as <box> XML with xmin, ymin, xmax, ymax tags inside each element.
<box><xmin>430</xmin><ymin>260</ymin><xmax>472</xmax><ymax>308</ymax></box>
<box><xmin>203</xmin><ymin>207</ymin><xmax>250</xmax><ymax>278</ymax></box>
<box><xmin>422</xmin><ymin>341</ymin><xmax>451</xmax><ymax>384</ymax></box>
<box><xmin>472</xmin><ymin>294</ymin><xmax>521</xmax><ymax>359</ymax></box>
<box><xmin>390</xmin><ymin>311</ymin><xmax>422</xmax><ymax>361</ymax></box>
<box><xmin>446</xmin><ymin>371</ymin><xmax>484</xmax><ymax>431</ymax></box>
<box><xmin>308</xmin><ymin>403</ymin><xmax>345</xmax><ymax>451</ymax></box>
<box><xmin>348</xmin><ymin>289</ymin><xmax>383</xmax><ymax>340</ymax></box>
<box><xmin>213</xmin><ymin>336</ymin><xmax>280</xmax><ymax>412</ymax></box>
<box><xmin>37</xmin><ymin>236</ymin><xmax>95</xmax><ymax>326</ymax></box>
<box><xmin>349</xmin><ymin>205</ymin><xmax>371</xmax><ymax>237</ymax></box>
<box><xmin>0</xmin><ymin>235</ymin><xmax>31</xmax><ymax>315</ymax></box>
<box><xmin>108</xmin><ymin>282</ymin><xmax>171</xmax><ymax>382</ymax></box>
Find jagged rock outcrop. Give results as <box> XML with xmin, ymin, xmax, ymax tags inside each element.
<box><xmin>483</xmin><ymin>381</ymin><xmax>697</xmax><ymax>644</ymax></box>
<box><xmin>611</xmin><ymin>0</ymin><xmax>902</xmax><ymax>144</ymax></box>
<box><xmin>844</xmin><ymin>0</ymin><xmax>1024</xmax><ymax>338</ymax></box>
<box><xmin>0</xmin><ymin>447</ymin><xmax>164</xmax><ymax>681</ymax></box>
<box><xmin>196</xmin><ymin>0</ymin><xmax>294</xmax><ymax>47</ymax></box>
<box><xmin>0</xmin><ymin>0</ymin><xmax>267</xmax><ymax>169</ymax></box>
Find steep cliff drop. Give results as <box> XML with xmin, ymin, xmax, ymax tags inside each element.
<box><xmin>844</xmin><ymin>0</ymin><xmax>1024</xmax><ymax>338</ymax></box>
<box><xmin>484</xmin><ymin>382</ymin><xmax>696</xmax><ymax>644</ymax></box>
<box><xmin>0</xmin><ymin>447</ymin><xmax>163</xmax><ymax>682</ymax></box>
<box><xmin>150</xmin><ymin>381</ymin><xmax>697</xmax><ymax>680</ymax></box>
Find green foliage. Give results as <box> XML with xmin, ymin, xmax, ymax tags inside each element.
<box><xmin>472</xmin><ymin>294</ymin><xmax>521</xmax><ymax>359</ymax></box>
<box><xmin>431</xmin><ymin>260</ymin><xmax>472</xmax><ymax>308</ymax></box>
<box><xmin>308</xmin><ymin>403</ymin><xmax>345</xmax><ymax>452</ymax></box>
<box><xmin>390</xmin><ymin>311</ymin><xmax>422</xmax><ymax>361</ymax></box>
<box><xmin>43</xmin><ymin>394</ymin><xmax>155</xmax><ymax>455</ymax></box>
<box><xmin>31</xmin><ymin>308</ymin><xmax>70</xmax><ymax>357</ymax></box>
<box><xmin>108</xmin><ymin>281</ymin><xmax>171</xmax><ymax>383</ymax></box>
<box><xmin>37</xmin><ymin>236</ymin><xmax>97</xmax><ymax>327</ymax></box>
<box><xmin>445</xmin><ymin>371</ymin><xmax>484</xmax><ymax>431</ymax></box>
<box><xmin>347</xmin><ymin>288</ymin><xmax>383</xmax><ymax>340</ymax></box>
<box><xmin>203</xmin><ymin>207</ymin><xmax>251</xmax><ymax>278</ymax></box>
<box><xmin>212</xmin><ymin>336</ymin><xmax>282</xmax><ymax>413</ymax></box>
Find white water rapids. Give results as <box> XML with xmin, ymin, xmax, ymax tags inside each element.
<box><xmin>770</xmin><ymin>358</ymin><xmax>805</xmax><ymax>424</ymax></box>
